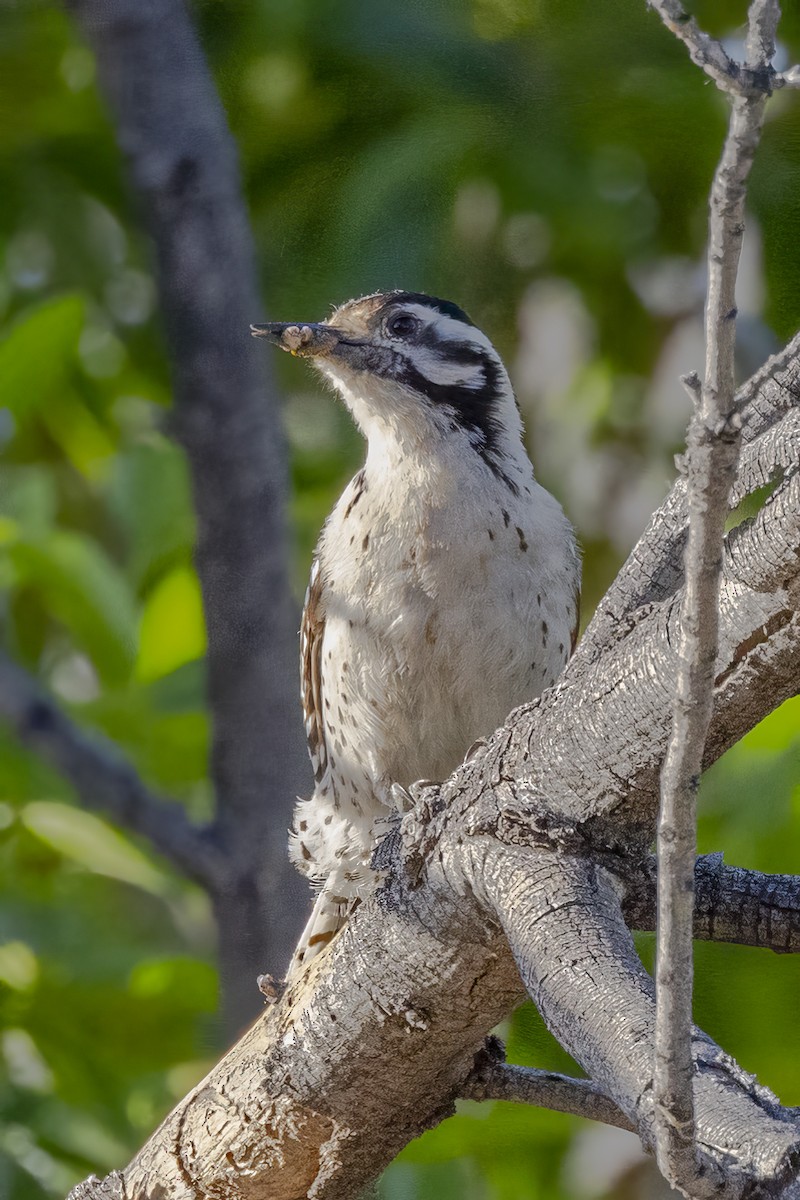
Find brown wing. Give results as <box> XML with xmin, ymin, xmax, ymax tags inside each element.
<box><xmin>569</xmin><ymin>582</ymin><xmax>581</xmax><ymax>656</ymax></box>
<box><xmin>300</xmin><ymin>557</ymin><xmax>328</xmax><ymax>785</ymax></box>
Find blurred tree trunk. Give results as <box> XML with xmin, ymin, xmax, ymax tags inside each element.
<box><xmin>64</xmin><ymin>0</ymin><xmax>310</xmax><ymax>1035</ymax></box>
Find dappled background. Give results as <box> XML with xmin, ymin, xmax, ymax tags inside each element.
<box><xmin>1</xmin><ymin>0</ymin><xmax>799</xmax><ymax>1197</ymax></box>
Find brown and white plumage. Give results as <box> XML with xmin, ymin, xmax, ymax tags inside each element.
<box><xmin>252</xmin><ymin>291</ymin><xmax>580</xmax><ymax>975</ymax></box>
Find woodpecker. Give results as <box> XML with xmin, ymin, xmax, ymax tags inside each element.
<box><xmin>252</xmin><ymin>290</ymin><xmax>580</xmax><ymax>976</ymax></box>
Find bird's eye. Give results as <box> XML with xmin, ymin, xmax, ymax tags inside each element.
<box><xmin>386</xmin><ymin>313</ymin><xmax>419</xmax><ymax>340</ymax></box>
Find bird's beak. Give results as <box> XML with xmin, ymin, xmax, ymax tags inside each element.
<box><xmin>250</xmin><ymin>321</ymin><xmax>341</xmax><ymax>358</ymax></box>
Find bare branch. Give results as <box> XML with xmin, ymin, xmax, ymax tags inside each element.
<box><xmin>775</xmin><ymin>65</ymin><xmax>800</xmax><ymax>89</ymax></box>
<box><xmin>653</xmin><ymin>2</ymin><xmax>779</xmax><ymax>1181</ymax></box>
<box><xmin>63</xmin><ymin>428</ymin><xmax>800</xmax><ymax>1199</ymax></box>
<box><xmin>648</xmin><ymin>0</ymin><xmax>775</xmax><ymax>96</ymax></box>
<box><xmin>746</xmin><ymin>0</ymin><xmax>780</xmax><ymax>69</ymax></box>
<box><xmin>64</xmin><ymin>0</ymin><xmax>310</xmax><ymax>1029</ymax></box>
<box><xmin>482</xmin><ymin>848</ymin><xmax>799</xmax><ymax>1200</ymax></box>
<box><xmin>0</xmin><ymin>653</ymin><xmax>225</xmax><ymax>892</ymax></box>
<box><xmin>579</xmin><ymin>334</ymin><xmax>800</xmax><ymax>661</ymax></box>
<box><xmin>623</xmin><ymin>854</ymin><xmax>800</xmax><ymax>955</ymax></box>
<box><xmin>462</xmin><ymin>1046</ymin><xmax>635</xmax><ymax>1132</ymax></box>
<box><xmin>681</xmin><ymin>369</ymin><xmax>702</xmax><ymax>405</ymax></box>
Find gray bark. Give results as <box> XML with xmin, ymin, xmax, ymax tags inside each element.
<box><xmin>653</xmin><ymin>2</ymin><xmax>775</xmax><ymax>1177</ymax></box>
<box><xmin>64</xmin><ymin>0</ymin><xmax>310</xmax><ymax>1033</ymax></box>
<box><xmin>66</xmin><ymin>338</ymin><xmax>800</xmax><ymax>1198</ymax></box>
<box><xmin>624</xmin><ymin>855</ymin><xmax>800</xmax><ymax>955</ymax></box>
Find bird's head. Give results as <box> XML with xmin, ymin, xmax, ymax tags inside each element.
<box><xmin>252</xmin><ymin>290</ymin><xmax>527</xmax><ymax>481</ymax></box>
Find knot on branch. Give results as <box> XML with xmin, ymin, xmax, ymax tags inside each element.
<box><xmin>461</xmin><ymin>1035</ymin><xmax>508</xmax><ymax>1098</ymax></box>
<box><xmin>489</xmin><ymin>787</ymin><xmax>590</xmax><ymax>855</ymax></box>
<box><xmin>706</xmin><ymin>408</ymin><xmax>744</xmax><ymax>444</ymax></box>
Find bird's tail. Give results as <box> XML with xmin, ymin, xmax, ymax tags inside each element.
<box><xmin>286</xmin><ymin>874</ymin><xmax>360</xmax><ymax>980</ymax></box>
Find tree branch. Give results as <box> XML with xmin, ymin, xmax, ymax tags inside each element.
<box><xmin>0</xmin><ymin>652</ymin><xmax>225</xmax><ymax>892</ymax></box>
<box><xmin>64</xmin><ymin>394</ymin><xmax>800</xmax><ymax>1197</ymax></box>
<box><xmin>580</xmin><ymin>330</ymin><xmax>800</xmax><ymax>662</ymax></box>
<box><xmin>462</xmin><ymin>847</ymin><xmax>800</xmax><ymax>1136</ymax></box>
<box><xmin>63</xmin><ymin>0</ymin><xmax>310</xmax><ymax>1030</ymax></box>
<box><xmin>623</xmin><ymin>854</ymin><xmax>800</xmax><ymax>954</ymax></box>
<box><xmin>479</xmin><ymin>847</ymin><xmax>799</xmax><ymax>1200</ymax></box>
<box><xmin>653</xmin><ymin>4</ymin><xmax>777</xmax><ymax>1181</ymax></box>
<box><xmin>648</xmin><ymin>0</ymin><xmax>780</xmax><ymax>96</ymax></box>
<box><xmin>462</xmin><ymin>1045</ymin><xmax>635</xmax><ymax>1133</ymax></box>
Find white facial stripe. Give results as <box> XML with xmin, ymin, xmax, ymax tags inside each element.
<box><xmin>401</xmin><ymin>305</ymin><xmax>496</xmax><ymax>355</ymax></box>
<box><xmin>404</xmin><ymin>346</ymin><xmax>486</xmax><ymax>388</ymax></box>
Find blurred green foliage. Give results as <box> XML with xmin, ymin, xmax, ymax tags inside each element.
<box><xmin>0</xmin><ymin>1</ymin><xmax>799</xmax><ymax>1197</ymax></box>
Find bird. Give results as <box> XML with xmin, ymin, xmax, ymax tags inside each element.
<box><xmin>252</xmin><ymin>290</ymin><xmax>580</xmax><ymax>977</ymax></box>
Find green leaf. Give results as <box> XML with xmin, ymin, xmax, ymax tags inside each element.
<box><xmin>20</xmin><ymin>802</ymin><xmax>170</xmax><ymax>897</ymax></box>
<box><xmin>107</xmin><ymin>440</ymin><xmax>195</xmax><ymax>589</ymax></box>
<box><xmin>8</xmin><ymin>531</ymin><xmax>138</xmax><ymax>685</ymax></box>
<box><xmin>135</xmin><ymin>565</ymin><xmax>206</xmax><ymax>684</ymax></box>
<box><xmin>128</xmin><ymin>956</ymin><xmax>217</xmax><ymax>1011</ymax></box>
<box><xmin>0</xmin><ymin>467</ymin><xmax>58</xmax><ymax>537</ymax></box>
<box><xmin>738</xmin><ymin>695</ymin><xmax>800</xmax><ymax>754</ymax></box>
<box><xmin>0</xmin><ymin>294</ymin><xmax>85</xmax><ymax>418</ymax></box>
<box><xmin>0</xmin><ymin>941</ymin><xmax>40</xmax><ymax>991</ymax></box>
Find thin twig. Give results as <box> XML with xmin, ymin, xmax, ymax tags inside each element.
<box><xmin>0</xmin><ymin>653</ymin><xmax>226</xmax><ymax>892</ymax></box>
<box><xmin>462</xmin><ymin>1052</ymin><xmax>634</xmax><ymax>1133</ymax></box>
<box><xmin>653</xmin><ymin>0</ymin><xmax>780</xmax><ymax>1187</ymax></box>
<box><xmin>776</xmin><ymin>65</ymin><xmax>800</xmax><ymax>89</ymax></box>
<box><xmin>680</xmin><ymin>370</ymin><xmax>702</xmax><ymax>406</ymax></box>
<box><xmin>648</xmin><ymin>0</ymin><xmax>774</xmax><ymax>96</ymax></box>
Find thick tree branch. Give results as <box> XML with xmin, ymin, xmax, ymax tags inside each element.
<box><xmin>66</xmin><ymin>393</ymin><xmax>800</xmax><ymax>1198</ymax></box>
<box><xmin>479</xmin><ymin>847</ymin><xmax>799</xmax><ymax>1200</ymax></box>
<box><xmin>0</xmin><ymin>653</ymin><xmax>225</xmax><ymax>891</ymax></box>
<box><xmin>653</xmin><ymin>5</ymin><xmax>778</xmax><ymax>1181</ymax></box>
<box><xmin>63</xmin><ymin>0</ymin><xmax>309</xmax><ymax>1030</ymax></box>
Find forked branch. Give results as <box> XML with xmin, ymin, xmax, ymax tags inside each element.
<box><xmin>652</xmin><ymin>0</ymin><xmax>781</xmax><ymax>1184</ymax></box>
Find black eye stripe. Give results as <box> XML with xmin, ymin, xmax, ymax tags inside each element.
<box><xmin>391</xmin><ymin>351</ymin><xmax>518</xmax><ymax>493</ymax></box>
<box><xmin>411</xmin><ymin>326</ymin><xmax>487</xmax><ymax>364</ymax></box>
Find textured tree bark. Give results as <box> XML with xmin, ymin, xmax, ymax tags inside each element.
<box><xmin>44</xmin><ymin>2</ymin><xmax>800</xmax><ymax>1196</ymax></box>
<box><xmin>64</xmin><ymin>0</ymin><xmax>310</xmax><ymax>1033</ymax></box>
<box><xmin>624</xmin><ymin>856</ymin><xmax>800</xmax><ymax>955</ymax></box>
<box><xmin>66</xmin><ymin>345</ymin><xmax>800</xmax><ymax>1199</ymax></box>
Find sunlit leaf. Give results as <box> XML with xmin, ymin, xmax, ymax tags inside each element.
<box><xmin>2</xmin><ymin>1028</ymin><xmax>54</xmax><ymax>1093</ymax></box>
<box><xmin>39</xmin><ymin>390</ymin><xmax>116</xmax><ymax>482</ymax></box>
<box><xmin>9</xmin><ymin>531</ymin><xmax>137</xmax><ymax>685</ymax></box>
<box><xmin>21</xmin><ymin>801</ymin><xmax>170</xmax><ymax>896</ymax></box>
<box><xmin>0</xmin><ymin>293</ymin><xmax>85</xmax><ymax>417</ymax></box>
<box><xmin>0</xmin><ymin>941</ymin><xmax>39</xmax><ymax>991</ymax></box>
<box><xmin>135</xmin><ymin>566</ymin><xmax>206</xmax><ymax>684</ymax></box>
